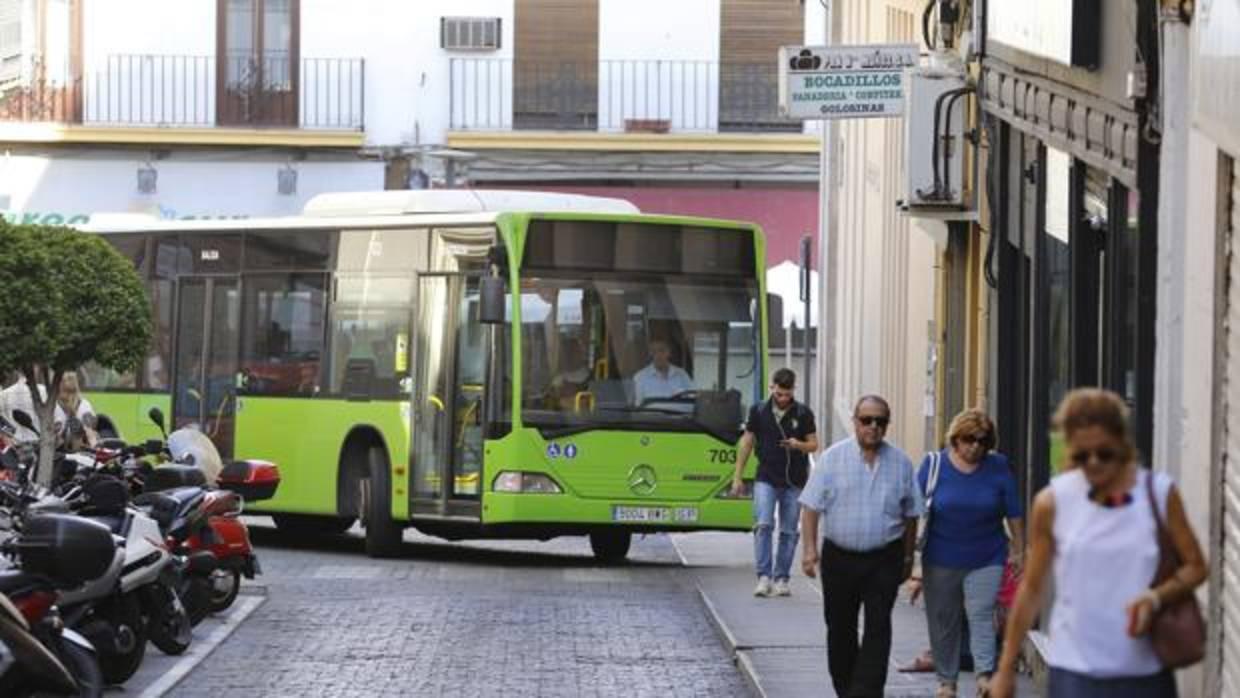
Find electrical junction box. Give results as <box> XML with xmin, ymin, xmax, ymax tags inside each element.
<box><xmin>904</xmin><ymin>65</ymin><xmax>968</xmax><ymax>210</ymax></box>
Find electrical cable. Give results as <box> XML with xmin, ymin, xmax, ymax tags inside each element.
<box><xmin>925</xmin><ymin>87</ymin><xmax>974</xmax><ymax>201</ymax></box>
<box><xmin>922</xmin><ymin>0</ymin><xmax>937</xmax><ymax>49</ymax></box>
<box><xmin>983</xmin><ymin>114</ymin><xmax>999</xmax><ymax>289</ymax></box>
<box><xmin>941</xmin><ymin>87</ymin><xmax>975</xmax><ymax>201</ymax></box>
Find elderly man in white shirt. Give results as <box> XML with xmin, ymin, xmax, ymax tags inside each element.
<box><xmin>632</xmin><ymin>338</ymin><xmax>694</xmax><ymax>405</ymax></box>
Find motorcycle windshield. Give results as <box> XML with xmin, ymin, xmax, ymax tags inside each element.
<box><xmin>167</xmin><ymin>428</ymin><xmax>223</xmax><ymax>487</ymax></box>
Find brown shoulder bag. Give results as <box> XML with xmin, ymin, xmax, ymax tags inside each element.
<box><xmin>1145</xmin><ymin>471</ymin><xmax>1206</xmax><ymax>669</ymax></box>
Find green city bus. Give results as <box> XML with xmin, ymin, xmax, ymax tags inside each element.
<box><xmin>81</xmin><ymin>190</ymin><xmax>775</xmax><ymax>560</ymax></box>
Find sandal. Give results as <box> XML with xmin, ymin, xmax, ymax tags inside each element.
<box><xmin>897</xmin><ymin>649</ymin><xmax>935</xmax><ymax>673</ymax></box>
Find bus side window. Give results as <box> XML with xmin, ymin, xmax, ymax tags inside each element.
<box><xmin>239</xmin><ymin>274</ymin><xmax>327</xmax><ymax>397</ymax></box>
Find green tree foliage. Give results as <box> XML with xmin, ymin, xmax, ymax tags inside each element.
<box><xmin>0</xmin><ymin>222</ymin><xmax>152</xmax><ymax>484</ymax></box>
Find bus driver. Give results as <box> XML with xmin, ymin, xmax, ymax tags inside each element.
<box><xmin>632</xmin><ymin>338</ymin><xmax>693</xmax><ymax>405</ymax></box>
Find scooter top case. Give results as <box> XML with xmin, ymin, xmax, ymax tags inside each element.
<box><xmin>16</xmin><ymin>514</ymin><xmax>116</xmax><ymax>589</ymax></box>
<box><xmin>218</xmin><ymin>460</ymin><xmax>281</xmax><ymax>502</ymax></box>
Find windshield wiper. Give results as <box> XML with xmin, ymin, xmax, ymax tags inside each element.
<box><xmin>539</xmin><ymin>423</ymin><xmax>605</xmax><ymax>439</ymax></box>
<box><xmin>594</xmin><ymin>406</ymin><xmax>740</xmax><ymax>444</ymax></box>
<box><xmin>596</xmin><ymin>405</ymin><xmax>686</xmax><ymax>416</ymax></box>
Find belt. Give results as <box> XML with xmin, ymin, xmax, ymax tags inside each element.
<box><xmin>822</xmin><ymin>538</ymin><xmax>903</xmax><ymax>557</ymax></box>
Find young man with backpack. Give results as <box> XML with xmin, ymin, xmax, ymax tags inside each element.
<box><xmin>730</xmin><ymin>368</ymin><xmax>818</xmax><ymax>597</ymax></box>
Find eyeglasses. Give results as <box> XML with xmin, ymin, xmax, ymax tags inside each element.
<box><xmin>856</xmin><ymin>415</ymin><xmax>890</xmax><ymax>428</ymax></box>
<box><xmin>1070</xmin><ymin>447</ymin><xmax>1120</xmax><ymax>466</ymax></box>
<box><xmin>958</xmin><ymin>433</ymin><xmax>990</xmax><ymax>446</ymax></box>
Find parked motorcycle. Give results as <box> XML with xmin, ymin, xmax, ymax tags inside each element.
<box><xmin>8</xmin><ymin>411</ymin><xmax>194</xmax><ymax>666</ymax></box>
<box><xmin>144</xmin><ymin>408</ymin><xmax>280</xmax><ymax>614</ymax></box>
<box><xmin>0</xmin><ymin>512</ymin><xmax>114</xmax><ymax>697</ymax></box>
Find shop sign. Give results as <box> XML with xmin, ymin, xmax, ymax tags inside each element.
<box><xmin>778</xmin><ymin>44</ymin><xmax>919</xmax><ymax>120</ymax></box>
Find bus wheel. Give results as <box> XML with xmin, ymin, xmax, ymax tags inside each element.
<box><xmin>272</xmin><ymin>513</ymin><xmax>354</xmax><ymax>537</ymax></box>
<box><xmin>360</xmin><ymin>447</ymin><xmax>403</xmax><ymax>558</ymax></box>
<box><xmin>589</xmin><ymin>531</ymin><xmax>631</xmax><ymax>564</ymax></box>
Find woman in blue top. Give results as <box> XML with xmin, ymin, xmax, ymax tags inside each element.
<box><xmin>917</xmin><ymin>409</ymin><xmax>1024</xmax><ymax>698</ymax></box>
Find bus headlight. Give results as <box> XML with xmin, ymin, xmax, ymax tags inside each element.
<box><xmin>492</xmin><ymin>471</ymin><xmax>563</xmax><ymax>494</ymax></box>
<box><xmin>715</xmin><ymin>479</ymin><xmax>753</xmax><ymax>499</ymax></box>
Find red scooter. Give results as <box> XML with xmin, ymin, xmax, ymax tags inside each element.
<box><xmin>192</xmin><ymin>459</ymin><xmax>280</xmax><ymax>613</ymax></box>
<box><xmin>135</xmin><ymin>408</ymin><xmax>281</xmax><ymax>617</ymax></box>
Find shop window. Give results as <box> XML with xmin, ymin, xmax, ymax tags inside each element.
<box><xmin>1042</xmin><ymin>148</ymin><xmax>1073</xmax><ymax>473</ymax></box>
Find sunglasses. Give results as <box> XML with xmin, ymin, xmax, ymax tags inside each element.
<box><xmin>856</xmin><ymin>415</ymin><xmax>890</xmax><ymax>428</ymax></box>
<box><xmin>1070</xmin><ymin>447</ymin><xmax>1120</xmax><ymax>466</ymax></box>
<box><xmin>958</xmin><ymin>433</ymin><xmax>990</xmax><ymax>446</ymax></box>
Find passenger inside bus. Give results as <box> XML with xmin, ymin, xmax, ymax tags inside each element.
<box><xmin>544</xmin><ymin>336</ymin><xmax>592</xmax><ymax>411</ymax></box>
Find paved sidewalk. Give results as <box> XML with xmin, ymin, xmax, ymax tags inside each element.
<box><xmin>672</xmin><ymin>532</ymin><xmax>1036</xmax><ymax>697</ymax></box>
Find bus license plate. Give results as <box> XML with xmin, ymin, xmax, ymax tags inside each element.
<box><xmin>611</xmin><ymin>506</ymin><xmax>698</xmax><ymax>523</ymax></box>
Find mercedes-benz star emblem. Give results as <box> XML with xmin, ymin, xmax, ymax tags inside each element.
<box><xmin>628</xmin><ymin>464</ymin><xmax>657</xmax><ymax>496</ymax></box>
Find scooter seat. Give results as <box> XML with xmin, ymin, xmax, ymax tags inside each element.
<box><xmin>82</xmin><ymin>514</ymin><xmax>127</xmax><ymax>536</ymax></box>
<box><xmin>145</xmin><ymin>465</ymin><xmax>207</xmax><ymax>492</ymax></box>
<box><xmin>0</xmin><ymin>569</ymin><xmax>48</xmax><ymax>596</ymax></box>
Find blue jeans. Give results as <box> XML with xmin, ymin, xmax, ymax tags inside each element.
<box><xmin>753</xmin><ymin>480</ymin><xmax>801</xmax><ymax>581</ymax></box>
<box><xmin>922</xmin><ymin>564</ymin><xmax>1004</xmax><ymax>681</ymax></box>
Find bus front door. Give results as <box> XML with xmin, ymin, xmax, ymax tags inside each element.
<box><xmin>171</xmin><ymin>276</ymin><xmax>241</xmax><ymax>459</ymax></box>
<box><xmin>410</xmin><ymin>274</ymin><xmax>486</xmax><ymax>519</ymax></box>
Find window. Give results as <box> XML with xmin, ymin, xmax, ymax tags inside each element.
<box><xmin>84</xmin><ymin>234</ymin><xmax>173</xmax><ymax>393</ymax></box>
<box><xmin>328</xmin><ymin>275</ymin><xmax>412</xmax><ymax>399</ymax></box>
<box><xmin>184</xmin><ymin>234</ymin><xmax>242</xmax><ymax>273</ymax></box>
<box><xmin>240</xmin><ymin>274</ymin><xmax>326</xmax><ymax>396</ymax></box>
<box><xmin>1042</xmin><ymin>148</ymin><xmax>1073</xmax><ymax>473</ymax></box>
<box><xmin>506</xmin><ymin>275</ymin><xmax>760</xmax><ymax>438</ymax></box>
<box><xmin>245</xmin><ymin>229</ymin><xmax>334</xmax><ymax>270</ymax></box>
<box><xmin>0</xmin><ymin>0</ymin><xmax>23</xmax><ymax>85</ymax></box>
<box><xmin>217</xmin><ymin>0</ymin><xmax>299</xmax><ymax>126</ymax></box>
<box><xmin>336</xmin><ymin>229</ymin><xmax>429</xmax><ymax>272</ymax></box>
<box><xmin>441</xmin><ymin>17</ymin><xmax>501</xmax><ymax>50</ymax></box>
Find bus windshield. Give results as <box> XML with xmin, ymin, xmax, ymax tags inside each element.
<box><xmin>510</xmin><ymin>274</ymin><xmax>760</xmax><ymax>439</ymax></box>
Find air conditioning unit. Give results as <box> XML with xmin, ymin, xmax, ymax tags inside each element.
<box><xmin>441</xmin><ymin>17</ymin><xmax>501</xmax><ymax>51</ymax></box>
<box><xmin>904</xmin><ymin>63</ymin><xmax>969</xmax><ymax>211</ymax></box>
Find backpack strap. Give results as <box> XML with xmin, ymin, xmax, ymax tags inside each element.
<box><xmin>925</xmin><ymin>450</ymin><xmax>943</xmax><ymax>500</ymax></box>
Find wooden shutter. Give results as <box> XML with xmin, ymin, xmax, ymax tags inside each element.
<box><xmin>513</xmin><ymin>0</ymin><xmax>598</xmax><ymax>129</ymax></box>
<box><xmin>719</xmin><ymin>0</ymin><xmax>802</xmax><ymax>131</ymax></box>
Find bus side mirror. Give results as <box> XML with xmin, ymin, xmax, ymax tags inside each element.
<box><xmin>479</xmin><ymin>276</ymin><xmax>506</xmax><ymax>325</ymax></box>
<box><xmin>765</xmin><ymin>293</ymin><xmax>784</xmax><ymax>345</ymax></box>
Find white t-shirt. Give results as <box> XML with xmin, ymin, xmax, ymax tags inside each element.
<box><xmin>632</xmin><ymin>363</ymin><xmax>694</xmax><ymax>405</ymax></box>
<box><xmin>0</xmin><ymin>380</ymin><xmax>94</xmax><ymax>441</ymax></box>
<box><xmin>1048</xmin><ymin>467</ymin><xmax>1172</xmax><ymax>678</ymax></box>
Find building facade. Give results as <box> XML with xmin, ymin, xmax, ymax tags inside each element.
<box><xmin>0</xmin><ymin>0</ymin><xmax>823</xmax><ymax>377</ymax></box>
<box><xmin>817</xmin><ymin>0</ymin><xmax>952</xmax><ymax>455</ymax></box>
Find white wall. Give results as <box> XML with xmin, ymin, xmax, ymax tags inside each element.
<box><xmin>81</xmin><ymin>0</ymin><xmax>217</xmax><ymax>125</ymax></box>
<box><xmin>76</xmin><ymin>0</ymin><xmax>516</xmax><ymax>141</ymax></box>
<box><xmin>303</xmin><ymin>0</ymin><xmax>514</xmax><ymax>145</ymax></box>
<box><xmin>0</xmin><ymin>152</ymin><xmax>382</xmax><ymax>224</ymax></box>
<box><xmin>1157</xmin><ymin>20</ymin><xmax>1234</xmax><ymax>697</ymax></box>
<box><xmin>599</xmin><ymin>0</ymin><xmax>718</xmax><ymax>61</ymax></box>
<box><xmin>598</xmin><ymin>0</ymin><xmax>720</xmax><ymax>132</ymax></box>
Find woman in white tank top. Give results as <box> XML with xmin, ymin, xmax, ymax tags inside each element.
<box><xmin>990</xmin><ymin>389</ymin><xmax>1208</xmax><ymax>698</ymax></box>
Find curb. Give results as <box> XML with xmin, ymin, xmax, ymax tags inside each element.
<box><xmin>136</xmin><ymin>592</ymin><xmax>266</xmax><ymax>698</ymax></box>
<box><xmin>671</xmin><ymin>535</ymin><xmax>767</xmax><ymax>698</ymax></box>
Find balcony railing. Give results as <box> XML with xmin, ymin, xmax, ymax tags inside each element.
<box><xmin>0</xmin><ymin>54</ymin><xmax>364</xmax><ymax>130</ymax></box>
<box><xmin>449</xmin><ymin>58</ymin><xmax>800</xmax><ymax>134</ymax></box>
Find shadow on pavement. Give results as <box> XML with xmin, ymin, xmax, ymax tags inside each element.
<box><xmin>246</xmin><ymin>522</ymin><xmax>682</xmax><ymax>570</ymax></box>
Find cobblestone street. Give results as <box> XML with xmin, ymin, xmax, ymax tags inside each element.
<box><xmin>165</xmin><ymin>522</ymin><xmax>750</xmax><ymax>697</ymax></box>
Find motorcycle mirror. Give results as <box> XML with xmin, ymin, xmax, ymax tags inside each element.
<box><xmin>12</xmin><ymin>410</ymin><xmax>38</xmax><ymax>437</ymax></box>
<box><xmin>148</xmin><ymin>407</ymin><xmax>167</xmax><ymax>438</ymax></box>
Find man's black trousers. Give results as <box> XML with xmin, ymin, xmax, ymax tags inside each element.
<box><xmin>819</xmin><ymin>539</ymin><xmax>904</xmax><ymax>698</ymax></box>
